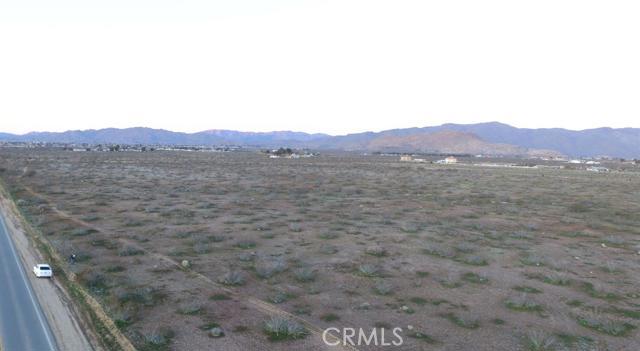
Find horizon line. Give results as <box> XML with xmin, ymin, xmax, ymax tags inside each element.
<box><xmin>1</xmin><ymin>121</ymin><xmax>637</xmax><ymax>137</ymax></box>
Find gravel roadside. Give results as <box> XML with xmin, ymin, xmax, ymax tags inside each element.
<box><xmin>0</xmin><ymin>197</ymin><xmax>95</xmax><ymax>351</ymax></box>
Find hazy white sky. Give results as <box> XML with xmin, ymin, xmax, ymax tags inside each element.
<box><xmin>1</xmin><ymin>0</ymin><xmax>639</xmax><ymax>135</ymax></box>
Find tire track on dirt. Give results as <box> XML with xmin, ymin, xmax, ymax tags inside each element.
<box><xmin>0</xmin><ymin>187</ymin><xmax>135</xmax><ymax>351</ymax></box>
<box><xmin>20</xmin><ymin>185</ymin><xmax>358</xmax><ymax>351</ymax></box>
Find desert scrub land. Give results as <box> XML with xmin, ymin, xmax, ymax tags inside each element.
<box><xmin>1</xmin><ymin>148</ymin><xmax>639</xmax><ymax>351</ymax></box>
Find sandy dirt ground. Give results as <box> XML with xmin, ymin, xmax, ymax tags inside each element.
<box><xmin>2</xmin><ymin>150</ymin><xmax>639</xmax><ymax>351</ymax></box>
<box><xmin>0</xmin><ymin>197</ymin><xmax>95</xmax><ymax>351</ymax></box>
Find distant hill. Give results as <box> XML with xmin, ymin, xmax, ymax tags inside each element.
<box><xmin>2</xmin><ymin>128</ymin><xmax>328</xmax><ymax>147</ymax></box>
<box><xmin>307</xmin><ymin>122</ymin><xmax>640</xmax><ymax>158</ymax></box>
<box><xmin>17</xmin><ymin>128</ymin><xmax>199</xmax><ymax>145</ymax></box>
<box><xmin>0</xmin><ymin>132</ymin><xmax>16</xmax><ymax>141</ymax></box>
<box><xmin>415</xmin><ymin>122</ymin><xmax>640</xmax><ymax>159</ymax></box>
<box><xmin>1</xmin><ymin>122</ymin><xmax>639</xmax><ymax>158</ymax></box>
<box><xmin>364</xmin><ymin>130</ymin><xmax>560</xmax><ymax>157</ymax></box>
<box><xmin>194</xmin><ymin>130</ymin><xmax>329</xmax><ymax>145</ymax></box>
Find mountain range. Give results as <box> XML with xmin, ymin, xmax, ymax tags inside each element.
<box><xmin>1</xmin><ymin>122</ymin><xmax>639</xmax><ymax>158</ymax></box>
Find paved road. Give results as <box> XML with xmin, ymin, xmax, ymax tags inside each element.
<box><xmin>0</xmin><ymin>213</ymin><xmax>58</xmax><ymax>351</ymax></box>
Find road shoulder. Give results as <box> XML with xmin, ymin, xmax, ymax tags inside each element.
<box><xmin>0</xmin><ymin>197</ymin><xmax>95</xmax><ymax>351</ymax></box>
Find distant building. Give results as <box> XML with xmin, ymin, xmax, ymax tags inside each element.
<box><xmin>435</xmin><ymin>156</ymin><xmax>458</xmax><ymax>164</ymax></box>
<box><xmin>400</xmin><ymin>155</ymin><xmax>413</xmax><ymax>162</ymax></box>
<box><xmin>587</xmin><ymin>166</ymin><xmax>610</xmax><ymax>173</ymax></box>
<box><xmin>444</xmin><ymin>156</ymin><xmax>458</xmax><ymax>164</ymax></box>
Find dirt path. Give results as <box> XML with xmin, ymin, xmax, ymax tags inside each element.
<box><xmin>0</xmin><ymin>197</ymin><xmax>95</xmax><ymax>351</ymax></box>
<box><xmin>20</xmin><ymin>184</ymin><xmax>358</xmax><ymax>351</ymax></box>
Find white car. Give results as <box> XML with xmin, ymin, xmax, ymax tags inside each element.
<box><xmin>33</xmin><ymin>264</ymin><xmax>53</xmax><ymax>278</ymax></box>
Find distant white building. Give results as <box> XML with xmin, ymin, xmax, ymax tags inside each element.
<box><xmin>587</xmin><ymin>166</ymin><xmax>609</xmax><ymax>172</ymax></box>
<box><xmin>444</xmin><ymin>156</ymin><xmax>458</xmax><ymax>164</ymax></box>
<box><xmin>436</xmin><ymin>156</ymin><xmax>458</xmax><ymax>164</ymax></box>
<box><xmin>400</xmin><ymin>155</ymin><xmax>413</xmax><ymax>162</ymax></box>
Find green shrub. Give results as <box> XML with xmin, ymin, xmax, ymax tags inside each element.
<box><xmin>442</xmin><ymin>313</ymin><xmax>480</xmax><ymax>329</ymax></box>
<box><xmin>365</xmin><ymin>245</ymin><xmax>387</xmax><ymax>257</ymax></box>
<box><xmin>320</xmin><ymin>313</ymin><xmax>340</xmax><ymax>322</ymax></box>
<box><xmin>505</xmin><ymin>294</ymin><xmax>543</xmax><ymax>312</ymax></box>
<box><xmin>521</xmin><ymin>253</ymin><xmax>546</xmax><ymax>267</ymax></box>
<box><xmin>235</xmin><ymin>240</ymin><xmax>257</xmax><ymax>249</ymax></box>
<box><xmin>255</xmin><ymin>258</ymin><xmax>288</xmax><ymax>279</ymax></box>
<box><xmin>115</xmin><ymin>286</ymin><xmax>167</xmax><ymax>307</ymax></box>
<box><xmin>118</xmin><ymin>246</ymin><xmax>144</xmax><ymax>256</ymax></box>
<box><xmin>269</xmin><ymin>290</ymin><xmax>292</xmax><ymax>304</ymax></box>
<box><xmin>139</xmin><ymin>327</ymin><xmax>175</xmax><ymax>351</ymax></box>
<box><xmin>410</xmin><ymin>296</ymin><xmax>428</xmax><ymax>305</ymax></box>
<box><xmin>423</xmin><ymin>244</ymin><xmax>456</xmax><ymax>259</ymax></box>
<box><xmin>406</xmin><ymin>330</ymin><xmax>437</xmax><ymax>344</ymax></box>
<box><xmin>71</xmin><ymin>228</ymin><xmax>98</xmax><ymax>236</ymax></box>
<box><xmin>461</xmin><ymin>272</ymin><xmax>489</xmax><ymax>284</ymax></box>
<box><xmin>219</xmin><ymin>270</ymin><xmax>246</xmax><ymax>286</ymax></box>
<box><xmin>577</xmin><ymin>312</ymin><xmax>635</xmax><ymax>336</ymax></box>
<box><xmin>358</xmin><ymin>264</ymin><xmax>381</xmax><ymax>277</ymax></box>
<box><xmin>580</xmin><ymin>282</ymin><xmax>621</xmax><ymax>301</ymax></box>
<box><xmin>318</xmin><ymin>232</ymin><xmax>339</xmax><ymax>240</ymax></box>
<box><xmin>263</xmin><ymin>317</ymin><xmax>307</xmax><ymax>341</ymax></box>
<box><xmin>372</xmin><ymin>280</ymin><xmax>394</xmax><ymax>295</ymax></box>
<box><xmin>177</xmin><ymin>303</ymin><xmax>204</xmax><ymax>315</ymax></box>
<box><xmin>458</xmin><ymin>255</ymin><xmax>489</xmax><ymax>266</ymax></box>
<box><xmin>210</xmin><ymin>293</ymin><xmax>231</xmax><ymax>301</ymax></box>
<box><xmin>513</xmin><ymin>285</ymin><xmax>542</xmax><ymax>294</ymax></box>
<box><xmin>524</xmin><ymin>331</ymin><xmax>557</xmax><ymax>351</ymax></box>
<box><xmin>293</xmin><ymin>267</ymin><xmax>316</xmax><ymax>282</ymax></box>
<box><xmin>319</xmin><ymin>245</ymin><xmax>338</xmax><ymax>254</ymax></box>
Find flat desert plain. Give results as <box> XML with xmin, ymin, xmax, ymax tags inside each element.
<box><xmin>1</xmin><ymin>149</ymin><xmax>639</xmax><ymax>351</ymax></box>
